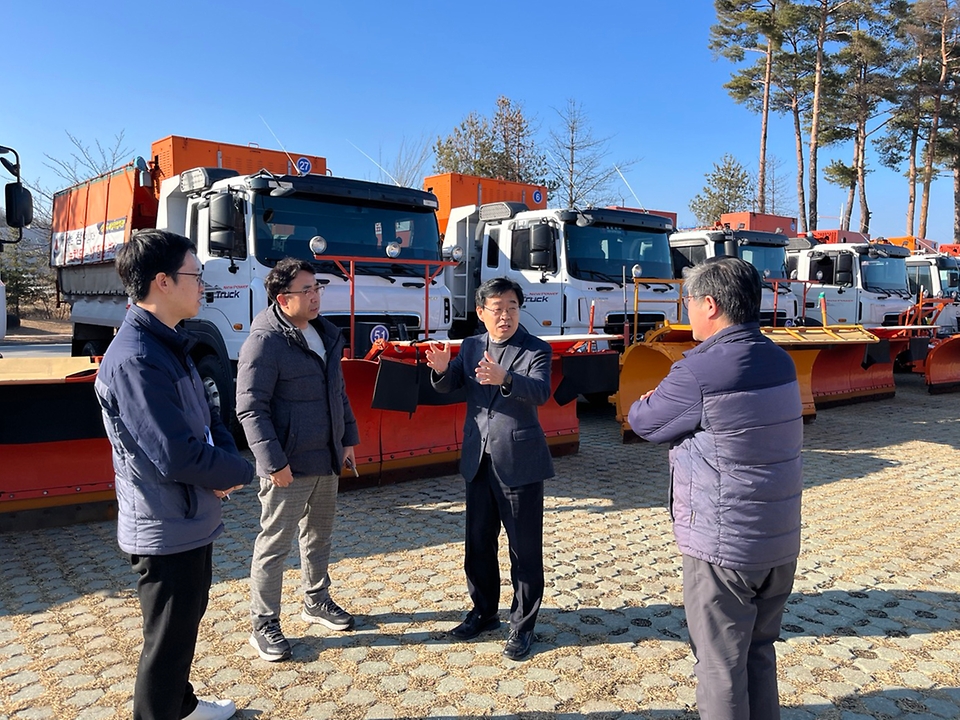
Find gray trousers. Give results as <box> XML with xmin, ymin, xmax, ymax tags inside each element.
<box><xmin>683</xmin><ymin>554</ymin><xmax>797</xmax><ymax>720</ymax></box>
<box><xmin>250</xmin><ymin>473</ymin><xmax>339</xmax><ymax>629</ymax></box>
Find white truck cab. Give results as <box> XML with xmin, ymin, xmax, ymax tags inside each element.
<box><xmin>905</xmin><ymin>252</ymin><xmax>960</xmax><ymax>333</ymax></box>
<box><xmin>442</xmin><ymin>203</ymin><xmax>678</xmax><ymax>344</ymax></box>
<box><xmin>786</xmin><ymin>237</ymin><xmax>913</xmax><ymax>326</ymax></box>
<box><xmin>669</xmin><ymin>227</ymin><xmax>799</xmax><ymax>325</ymax></box>
<box><xmin>165</xmin><ymin>168</ymin><xmax>451</xmax><ymax>360</ymax></box>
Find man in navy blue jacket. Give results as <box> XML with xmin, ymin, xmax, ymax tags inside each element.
<box><xmin>628</xmin><ymin>258</ymin><xmax>803</xmax><ymax>720</ymax></box>
<box><xmin>426</xmin><ymin>277</ymin><xmax>553</xmax><ymax>660</ymax></box>
<box><xmin>95</xmin><ymin>229</ymin><xmax>253</xmax><ymax>720</ymax></box>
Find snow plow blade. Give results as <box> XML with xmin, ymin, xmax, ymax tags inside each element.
<box><xmin>766</xmin><ymin>325</ymin><xmax>883</xmax><ymax>412</ymax></box>
<box><xmin>0</xmin><ymin>357</ymin><xmax>116</xmax><ymax>531</ymax></box>
<box><xmin>613</xmin><ymin>325</ymin><xmax>882</xmax><ymax>439</ymax></box>
<box><xmin>363</xmin><ymin>335</ymin><xmax>620</xmax><ymax>483</ymax></box>
<box><xmin>613</xmin><ymin>326</ymin><xmax>697</xmax><ymax>441</ymax></box>
<box><xmin>919</xmin><ymin>333</ymin><xmax>960</xmax><ymax>393</ymax></box>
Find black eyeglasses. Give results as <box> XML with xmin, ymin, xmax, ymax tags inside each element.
<box><xmin>281</xmin><ymin>284</ymin><xmax>324</xmax><ymax>297</ymax></box>
<box><xmin>482</xmin><ymin>305</ymin><xmax>519</xmax><ymax>317</ymax></box>
<box><xmin>682</xmin><ymin>295</ymin><xmax>702</xmax><ymax>307</ymax></box>
<box><xmin>176</xmin><ymin>272</ymin><xmax>205</xmax><ymax>287</ymax></box>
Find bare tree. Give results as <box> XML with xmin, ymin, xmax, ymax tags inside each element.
<box><xmin>546</xmin><ymin>99</ymin><xmax>633</xmax><ymax>208</ymax></box>
<box><xmin>761</xmin><ymin>154</ymin><xmax>794</xmax><ymax>214</ymax></box>
<box><xmin>384</xmin><ymin>134</ymin><xmax>434</xmax><ymax>188</ymax></box>
<box><xmin>44</xmin><ymin>130</ymin><xmax>132</xmax><ymax>186</ymax></box>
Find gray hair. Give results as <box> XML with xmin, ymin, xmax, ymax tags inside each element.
<box><xmin>684</xmin><ymin>257</ymin><xmax>761</xmax><ymax>325</ymax></box>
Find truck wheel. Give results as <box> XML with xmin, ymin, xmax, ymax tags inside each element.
<box><xmin>195</xmin><ymin>354</ymin><xmax>245</xmax><ymax>447</ymax></box>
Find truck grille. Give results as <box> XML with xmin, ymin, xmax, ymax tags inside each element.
<box><xmin>760</xmin><ymin>311</ymin><xmax>791</xmax><ymax>326</ymax></box>
<box><xmin>326</xmin><ymin>314</ymin><xmax>421</xmax><ymax>340</ymax></box>
<box><xmin>603</xmin><ymin>313</ymin><xmax>666</xmax><ymax>344</ymax></box>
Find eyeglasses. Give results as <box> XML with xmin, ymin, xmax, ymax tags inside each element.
<box><xmin>682</xmin><ymin>295</ymin><xmax>701</xmax><ymax>307</ymax></box>
<box><xmin>176</xmin><ymin>272</ymin><xmax>205</xmax><ymax>287</ymax></box>
<box><xmin>281</xmin><ymin>284</ymin><xmax>324</xmax><ymax>297</ymax></box>
<box><xmin>482</xmin><ymin>306</ymin><xmax>520</xmax><ymax>318</ymax></box>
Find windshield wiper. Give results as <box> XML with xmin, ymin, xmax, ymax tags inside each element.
<box><xmin>354</xmin><ymin>264</ymin><xmax>398</xmax><ymax>284</ymax></box>
<box><xmin>576</xmin><ymin>269</ymin><xmax>623</xmax><ymax>286</ymax></box>
<box><xmin>311</xmin><ymin>260</ymin><xmax>349</xmax><ymax>282</ymax></box>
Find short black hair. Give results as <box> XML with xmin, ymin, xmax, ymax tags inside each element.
<box><xmin>684</xmin><ymin>256</ymin><xmax>761</xmax><ymax>324</ymax></box>
<box><xmin>475</xmin><ymin>277</ymin><xmax>524</xmax><ymax>308</ymax></box>
<box><xmin>266</xmin><ymin>257</ymin><xmax>316</xmax><ymax>303</ymax></box>
<box><xmin>115</xmin><ymin>229</ymin><xmax>196</xmax><ymax>302</ymax></box>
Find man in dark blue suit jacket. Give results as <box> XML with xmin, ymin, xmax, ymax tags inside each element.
<box><xmin>426</xmin><ymin>277</ymin><xmax>553</xmax><ymax>660</ymax></box>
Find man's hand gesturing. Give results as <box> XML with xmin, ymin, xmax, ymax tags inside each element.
<box><xmin>425</xmin><ymin>342</ymin><xmax>451</xmax><ymax>374</ymax></box>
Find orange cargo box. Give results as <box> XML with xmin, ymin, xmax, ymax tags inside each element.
<box><xmin>151</xmin><ymin>135</ymin><xmax>327</xmax><ymax>184</ymax></box>
<box><xmin>886</xmin><ymin>235</ymin><xmax>917</xmax><ymax>251</ymax></box>
<box><xmin>720</xmin><ymin>212</ymin><xmax>797</xmax><ymax>235</ymax></box>
<box><xmin>50</xmin><ymin>165</ymin><xmax>158</xmax><ymax>267</ymax></box>
<box><xmin>800</xmin><ymin>228</ymin><xmax>871</xmax><ymax>244</ymax></box>
<box><xmin>424</xmin><ymin>173</ymin><xmax>547</xmax><ymax>237</ymax></box>
<box><xmin>939</xmin><ymin>244</ymin><xmax>960</xmax><ymax>257</ymax></box>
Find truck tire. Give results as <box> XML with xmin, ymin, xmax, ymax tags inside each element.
<box><xmin>195</xmin><ymin>354</ymin><xmax>245</xmax><ymax>447</ymax></box>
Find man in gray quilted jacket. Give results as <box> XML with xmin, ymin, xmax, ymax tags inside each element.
<box><xmin>237</xmin><ymin>258</ymin><xmax>359</xmax><ymax>662</ymax></box>
<box><xmin>628</xmin><ymin>257</ymin><xmax>803</xmax><ymax>720</ymax></box>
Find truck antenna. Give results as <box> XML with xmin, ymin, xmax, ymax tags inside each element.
<box><xmin>259</xmin><ymin>116</ymin><xmax>303</xmax><ymax>176</ymax></box>
<box><xmin>347</xmin><ymin>140</ymin><xmax>400</xmax><ymax>186</ymax></box>
<box><xmin>615</xmin><ymin>165</ymin><xmax>645</xmax><ymax>211</ymax></box>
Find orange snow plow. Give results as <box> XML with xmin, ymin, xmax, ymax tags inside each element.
<box><xmin>0</xmin><ymin>357</ymin><xmax>116</xmax><ymax>530</ymax></box>
<box><xmin>362</xmin><ymin>335</ymin><xmax>620</xmax><ymax>482</ymax></box>
<box><xmin>612</xmin><ymin>323</ymin><xmax>882</xmax><ymax>439</ymax></box>
<box><xmin>889</xmin><ymin>295</ymin><xmax>960</xmax><ymax>394</ymax></box>
<box><xmin>1</xmin><ymin>337</ymin><xmax>615</xmax><ymax>526</ymax></box>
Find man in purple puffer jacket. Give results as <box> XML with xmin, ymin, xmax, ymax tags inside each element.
<box><xmin>628</xmin><ymin>257</ymin><xmax>803</xmax><ymax>720</ymax></box>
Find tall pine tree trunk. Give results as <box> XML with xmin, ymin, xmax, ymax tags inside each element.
<box><xmin>807</xmin><ymin>1</ymin><xmax>830</xmax><ymax>231</ymax></box>
<box><xmin>857</xmin><ymin>122</ymin><xmax>870</xmax><ymax>234</ymax></box>
<box><xmin>758</xmin><ymin>37</ymin><xmax>774</xmax><ymax>213</ymax></box>
<box><xmin>954</xmin><ymin>159</ymin><xmax>960</xmax><ymax>243</ymax></box>
<box><xmin>793</xmin><ymin>96</ymin><xmax>808</xmax><ymax>234</ymax></box>
<box><xmin>906</xmin><ymin>54</ymin><xmax>924</xmax><ymax>235</ymax></box>
<box><xmin>920</xmin><ymin>2</ymin><xmax>950</xmax><ymax>239</ymax></box>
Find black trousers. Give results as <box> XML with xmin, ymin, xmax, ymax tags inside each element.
<box><xmin>464</xmin><ymin>455</ymin><xmax>544</xmax><ymax>633</ymax></box>
<box><xmin>130</xmin><ymin>543</ymin><xmax>213</xmax><ymax>720</ymax></box>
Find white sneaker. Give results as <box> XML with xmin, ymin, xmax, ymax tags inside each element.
<box><xmin>182</xmin><ymin>698</ymin><xmax>236</xmax><ymax>720</ymax></box>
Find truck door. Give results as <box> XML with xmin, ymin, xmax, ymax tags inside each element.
<box><xmin>500</xmin><ymin>223</ymin><xmax>563</xmax><ymax>333</ymax></box>
<box><xmin>194</xmin><ymin>195</ymin><xmax>253</xmax><ymax>359</ymax></box>
<box><xmin>822</xmin><ymin>252</ymin><xmax>858</xmax><ymax>324</ymax></box>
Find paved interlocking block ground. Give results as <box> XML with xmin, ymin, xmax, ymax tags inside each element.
<box><xmin>2</xmin><ymin>373</ymin><xmax>959</xmax><ymax>718</ymax></box>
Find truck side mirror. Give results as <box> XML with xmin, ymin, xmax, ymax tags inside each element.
<box><xmin>529</xmin><ymin>224</ymin><xmax>554</xmax><ymax>270</ymax></box>
<box><xmin>835</xmin><ymin>254</ymin><xmax>854</xmax><ymax>286</ymax></box>
<box><xmin>209</xmin><ymin>193</ymin><xmax>238</xmax><ymax>254</ymax></box>
<box><xmin>4</xmin><ymin>182</ymin><xmax>33</xmax><ymax>229</ymax></box>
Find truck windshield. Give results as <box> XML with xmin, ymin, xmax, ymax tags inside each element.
<box><xmin>739</xmin><ymin>243</ymin><xmax>787</xmax><ymax>279</ymax></box>
<box><xmin>253</xmin><ymin>195</ymin><xmax>440</xmax><ymax>274</ymax></box>
<box><xmin>938</xmin><ymin>257</ymin><xmax>960</xmax><ymax>293</ymax></box>
<box><xmin>860</xmin><ymin>256</ymin><xmax>908</xmax><ymax>292</ymax></box>
<box><xmin>564</xmin><ymin>224</ymin><xmax>672</xmax><ymax>283</ymax></box>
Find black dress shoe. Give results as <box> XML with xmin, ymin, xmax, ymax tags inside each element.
<box><xmin>503</xmin><ymin>629</ymin><xmax>534</xmax><ymax>659</ymax></box>
<box><xmin>449</xmin><ymin>610</ymin><xmax>500</xmax><ymax>640</ymax></box>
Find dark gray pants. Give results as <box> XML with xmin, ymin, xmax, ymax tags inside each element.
<box><xmin>250</xmin><ymin>473</ymin><xmax>339</xmax><ymax>628</ymax></box>
<box><xmin>683</xmin><ymin>555</ymin><xmax>797</xmax><ymax>720</ymax></box>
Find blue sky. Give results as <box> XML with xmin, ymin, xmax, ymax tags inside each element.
<box><xmin>3</xmin><ymin>0</ymin><xmax>954</xmax><ymax>241</ymax></box>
